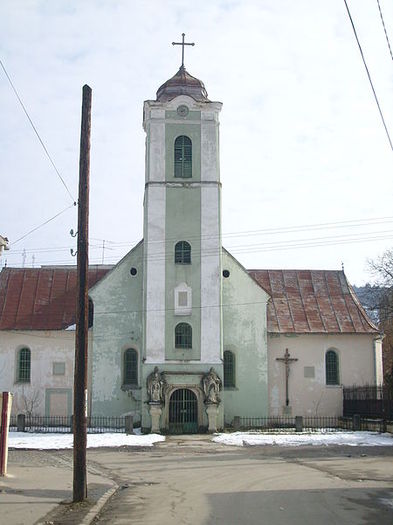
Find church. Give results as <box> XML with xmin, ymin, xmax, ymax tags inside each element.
<box><xmin>0</xmin><ymin>47</ymin><xmax>383</xmax><ymax>433</ymax></box>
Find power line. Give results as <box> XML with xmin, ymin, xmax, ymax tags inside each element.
<box><xmin>12</xmin><ymin>204</ymin><xmax>76</xmax><ymax>245</ymax></box>
<box><xmin>0</xmin><ymin>59</ymin><xmax>76</xmax><ymax>203</ymax></box>
<box><xmin>343</xmin><ymin>0</ymin><xmax>393</xmax><ymax>152</ymax></box>
<box><xmin>376</xmin><ymin>0</ymin><xmax>393</xmax><ymax>62</ymax></box>
<box><xmin>4</xmin><ymin>229</ymin><xmax>393</xmax><ymax>268</ymax></box>
<box><xmin>7</xmin><ymin>215</ymin><xmax>393</xmax><ymax>257</ymax></box>
<box><xmin>89</xmin><ymin>216</ymin><xmax>393</xmax><ymax>249</ymax></box>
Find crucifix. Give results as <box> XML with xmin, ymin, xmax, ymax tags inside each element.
<box><xmin>276</xmin><ymin>348</ymin><xmax>298</xmax><ymax>407</ymax></box>
<box><xmin>172</xmin><ymin>33</ymin><xmax>195</xmax><ymax>69</ymax></box>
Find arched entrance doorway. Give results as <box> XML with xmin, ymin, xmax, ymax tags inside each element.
<box><xmin>169</xmin><ymin>388</ymin><xmax>198</xmax><ymax>434</ymax></box>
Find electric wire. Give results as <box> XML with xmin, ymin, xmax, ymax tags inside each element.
<box><xmin>12</xmin><ymin>204</ymin><xmax>76</xmax><ymax>245</ymax></box>
<box><xmin>343</xmin><ymin>0</ymin><xmax>393</xmax><ymax>152</ymax></box>
<box><xmin>376</xmin><ymin>0</ymin><xmax>393</xmax><ymax>62</ymax></box>
<box><xmin>0</xmin><ymin>59</ymin><xmax>76</xmax><ymax>203</ymax></box>
<box><xmin>91</xmin><ymin>216</ymin><xmax>393</xmax><ymax>249</ymax></box>
<box><xmin>7</xmin><ymin>215</ymin><xmax>393</xmax><ymax>256</ymax></box>
<box><xmin>3</xmin><ymin>229</ymin><xmax>393</xmax><ymax>268</ymax></box>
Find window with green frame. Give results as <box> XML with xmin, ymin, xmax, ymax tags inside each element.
<box><xmin>175</xmin><ymin>241</ymin><xmax>191</xmax><ymax>264</ymax></box>
<box><xmin>18</xmin><ymin>347</ymin><xmax>31</xmax><ymax>383</ymax></box>
<box><xmin>325</xmin><ymin>349</ymin><xmax>339</xmax><ymax>385</ymax></box>
<box><xmin>123</xmin><ymin>348</ymin><xmax>138</xmax><ymax>385</ymax></box>
<box><xmin>174</xmin><ymin>135</ymin><xmax>192</xmax><ymax>178</ymax></box>
<box><xmin>224</xmin><ymin>351</ymin><xmax>235</xmax><ymax>387</ymax></box>
<box><xmin>175</xmin><ymin>323</ymin><xmax>192</xmax><ymax>349</ymax></box>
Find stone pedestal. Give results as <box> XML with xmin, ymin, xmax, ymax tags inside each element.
<box><xmin>149</xmin><ymin>403</ymin><xmax>162</xmax><ymax>433</ymax></box>
<box><xmin>205</xmin><ymin>403</ymin><xmax>219</xmax><ymax>433</ymax></box>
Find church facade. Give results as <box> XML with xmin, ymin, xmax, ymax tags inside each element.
<box><xmin>0</xmin><ymin>64</ymin><xmax>383</xmax><ymax>432</ymax></box>
<box><xmin>89</xmin><ymin>66</ymin><xmax>270</xmax><ymax>432</ymax></box>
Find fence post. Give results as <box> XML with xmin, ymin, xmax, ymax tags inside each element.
<box><xmin>0</xmin><ymin>392</ymin><xmax>13</xmax><ymax>476</ymax></box>
<box><xmin>295</xmin><ymin>416</ymin><xmax>303</xmax><ymax>433</ymax></box>
<box><xmin>17</xmin><ymin>414</ymin><xmax>25</xmax><ymax>432</ymax></box>
<box><xmin>125</xmin><ymin>415</ymin><xmax>134</xmax><ymax>435</ymax></box>
<box><xmin>352</xmin><ymin>414</ymin><xmax>361</xmax><ymax>431</ymax></box>
<box><xmin>233</xmin><ymin>416</ymin><xmax>241</xmax><ymax>431</ymax></box>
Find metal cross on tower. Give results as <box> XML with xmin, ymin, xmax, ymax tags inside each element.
<box><xmin>276</xmin><ymin>348</ymin><xmax>298</xmax><ymax>407</ymax></box>
<box><xmin>172</xmin><ymin>33</ymin><xmax>195</xmax><ymax>68</ymax></box>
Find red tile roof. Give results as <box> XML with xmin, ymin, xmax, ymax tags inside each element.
<box><xmin>248</xmin><ymin>269</ymin><xmax>379</xmax><ymax>334</ymax></box>
<box><xmin>0</xmin><ymin>267</ymin><xmax>111</xmax><ymax>330</ymax></box>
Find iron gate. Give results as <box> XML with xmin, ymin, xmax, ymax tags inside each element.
<box><xmin>169</xmin><ymin>388</ymin><xmax>198</xmax><ymax>434</ymax></box>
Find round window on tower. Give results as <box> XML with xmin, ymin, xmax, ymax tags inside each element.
<box><xmin>130</xmin><ymin>267</ymin><xmax>137</xmax><ymax>276</ymax></box>
<box><xmin>223</xmin><ymin>270</ymin><xmax>230</xmax><ymax>278</ymax></box>
<box><xmin>177</xmin><ymin>105</ymin><xmax>189</xmax><ymax>117</ymax></box>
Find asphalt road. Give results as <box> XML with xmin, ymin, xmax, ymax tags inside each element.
<box><xmin>89</xmin><ymin>435</ymin><xmax>393</xmax><ymax>525</ymax></box>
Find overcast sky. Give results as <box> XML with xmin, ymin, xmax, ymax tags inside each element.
<box><xmin>1</xmin><ymin>0</ymin><xmax>393</xmax><ymax>285</ymax></box>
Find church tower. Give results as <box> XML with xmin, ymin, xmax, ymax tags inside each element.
<box><xmin>141</xmin><ymin>42</ymin><xmax>224</xmax><ymax>431</ymax></box>
<box><xmin>88</xmin><ymin>38</ymin><xmax>269</xmax><ymax>430</ymax></box>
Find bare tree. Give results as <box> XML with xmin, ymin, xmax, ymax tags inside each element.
<box><xmin>368</xmin><ymin>249</ymin><xmax>393</xmax><ymax>286</ymax></box>
<box><xmin>368</xmin><ymin>249</ymin><xmax>393</xmax><ymax>386</ymax></box>
<box><xmin>19</xmin><ymin>388</ymin><xmax>41</xmax><ymax>417</ymax></box>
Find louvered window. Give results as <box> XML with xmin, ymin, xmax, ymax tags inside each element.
<box><xmin>224</xmin><ymin>351</ymin><xmax>235</xmax><ymax>388</ymax></box>
<box><xmin>325</xmin><ymin>350</ymin><xmax>339</xmax><ymax>385</ymax></box>
<box><xmin>124</xmin><ymin>349</ymin><xmax>138</xmax><ymax>385</ymax></box>
<box><xmin>18</xmin><ymin>347</ymin><xmax>31</xmax><ymax>383</ymax></box>
<box><xmin>175</xmin><ymin>241</ymin><xmax>191</xmax><ymax>264</ymax></box>
<box><xmin>175</xmin><ymin>323</ymin><xmax>192</xmax><ymax>349</ymax></box>
<box><xmin>174</xmin><ymin>136</ymin><xmax>192</xmax><ymax>178</ymax></box>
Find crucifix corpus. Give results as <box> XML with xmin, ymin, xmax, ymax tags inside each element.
<box><xmin>172</xmin><ymin>33</ymin><xmax>195</xmax><ymax>68</ymax></box>
<box><xmin>276</xmin><ymin>348</ymin><xmax>298</xmax><ymax>407</ymax></box>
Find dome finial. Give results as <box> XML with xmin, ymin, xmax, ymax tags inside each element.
<box><xmin>172</xmin><ymin>33</ymin><xmax>195</xmax><ymax>69</ymax></box>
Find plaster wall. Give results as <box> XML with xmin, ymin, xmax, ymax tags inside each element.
<box><xmin>143</xmin><ymin>185</ymin><xmax>166</xmax><ymax>362</ymax></box>
<box><xmin>200</xmin><ymin>184</ymin><xmax>222</xmax><ymax>363</ymax></box>
<box><xmin>222</xmin><ymin>250</ymin><xmax>269</xmax><ymax>425</ymax></box>
<box><xmin>146</xmin><ymin>109</ymin><xmax>165</xmax><ymax>182</ymax></box>
<box><xmin>268</xmin><ymin>333</ymin><xmax>381</xmax><ymax>417</ymax></box>
<box><xmin>165</xmin><ymin>186</ymin><xmax>201</xmax><ymax>361</ymax></box>
<box><xmin>89</xmin><ymin>244</ymin><xmax>143</xmax><ymax>418</ymax></box>
<box><xmin>0</xmin><ymin>330</ymin><xmax>74</xmax><ymax>416</ymax></box>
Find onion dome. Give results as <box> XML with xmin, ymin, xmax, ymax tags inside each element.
<box><xmin>156</xmin><ymin>66</ymin><xmax>209</xmax><ymax>102</ymax></box>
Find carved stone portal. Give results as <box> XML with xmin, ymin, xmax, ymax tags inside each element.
<box><xmin>147</xmin><ymin>367</ymin><xmax>166</xmax><ymax>403</ymax></box>
<box><xmin>202</xmin><ymin>367</ymin><xmax>222</xmax><ymax>405</ymax></box>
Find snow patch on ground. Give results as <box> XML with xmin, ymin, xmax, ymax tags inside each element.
<box><xmin>213</xmin><ymin>431</ymin><xmax>393</xmax><ymax>447</ymax></box>
<box><xmin>8</xmin><ymin>430</ymin><xmax>165</xmax><ymax>449</ymax></box>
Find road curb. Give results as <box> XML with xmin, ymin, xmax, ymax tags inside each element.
<box><xmin>79</xmin><ymin>482</ymin><xmax>119</xmax><ymax>525</ymax></box>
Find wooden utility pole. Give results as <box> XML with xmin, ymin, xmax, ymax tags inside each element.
<box><xmin>73</xmin><ymin>84</ymin><xmax>92</xmax><ymax>503</ymax></box>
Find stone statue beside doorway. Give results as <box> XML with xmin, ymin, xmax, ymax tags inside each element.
<box><xmin>202</xmin><ymin>367</ymin><xmax>221</xmax><ymax>404</ymax></box>
<box><xmin>147</xmin><ymin>367</ymin><xmax>166</xmax><ymax>403</ymax></box>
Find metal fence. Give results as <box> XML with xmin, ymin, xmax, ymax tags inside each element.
<box><xmin>343</xmin><ymin>386</ymin><xmax>393</xmax><ymax>420</ymax></box>
<box><xmin>233</xmin><ymin>415</ymin><xmax>386</xmax><ymax>433</ymax></box>
<box><xmin>9</xmin><ymin>415</ymin><xmax>130</xmax><ymax>433</ymax></box>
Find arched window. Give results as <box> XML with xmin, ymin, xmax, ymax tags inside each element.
<box><xmin>123</xmin><ymin>349</ymin><xmax>138</xmax><ymax>385</ymax></box>
<box><xmin>175</xmin><ymin>323</ymin><xmax>192</xmax><ymax>349</ymax></box>
<box><xmin>175</xmin><ymin>241</ymin><xmax>191</xmax><ymax>264</ymax></box>
<box><xmin>325</xmin><ymin>349</ymin><xmax>339</xmax><ymax>385</ymax></box>
<box><xmin>18</xmin><ymin>347</ymin><xmax>31</xmax><ymax>383</ymax></box>
<box><xmin>174</xmin><ymin>136</ymin><xmax>192</xmax><ymax>178</ymax></box>
<box><xmin>224</xmin><ymin>351</ymin><xmax>235</xmax><ymax>388</ymax></box>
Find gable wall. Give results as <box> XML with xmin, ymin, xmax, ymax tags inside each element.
<box><xmin>222</xmin><ymin>251</ymin><xmax>269</xmax><ymax>425</ymax></box>
<box><xmin>89</xmin><ymin>243</ymin><xmax>143</xmax><ymax>418</ymax></box>
<box><xmin>0</xmin><ymin>330</ymin><xmax>74</xmax><ymax>416</ymax></box>
<box><xmin>268</xmin><ymin>332</ymin><xmax>382</xmax><ymax>417</ymax></box>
